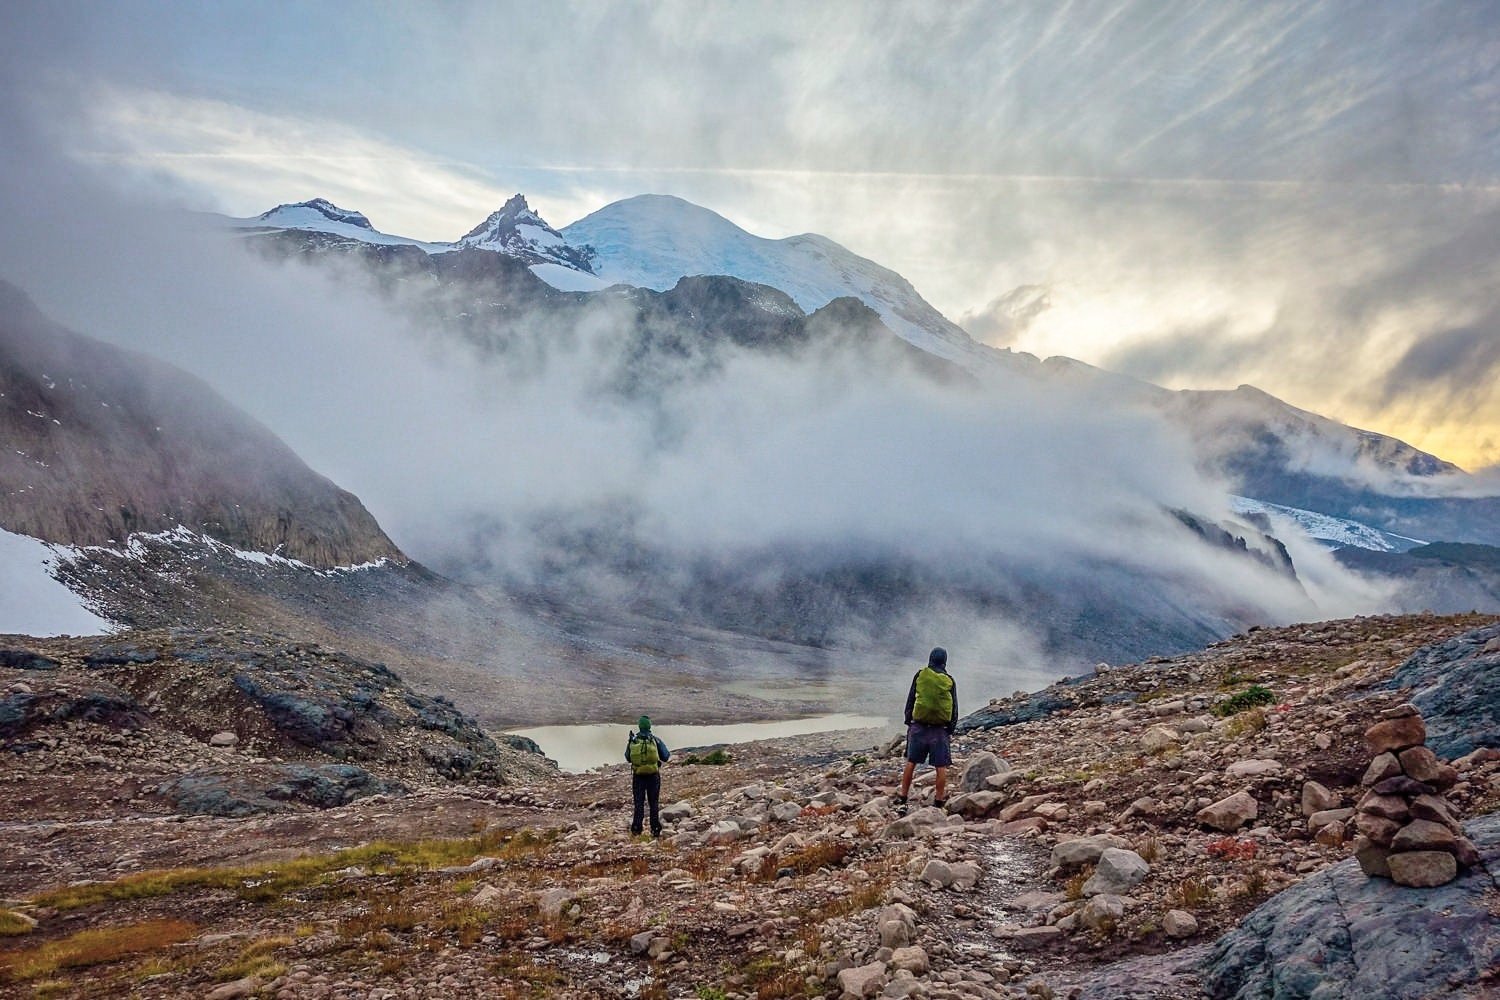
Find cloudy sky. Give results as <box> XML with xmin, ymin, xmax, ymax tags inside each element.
<box><xmin>3</xmin><ymin>0</ymin><xmax>1498</xmax><ymax>467</ymax></box>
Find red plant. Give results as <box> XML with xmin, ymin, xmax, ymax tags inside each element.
<box><xmin>1205</xmin><ymin>837</ymin><xmax>1258</xmax><ymax>860</ymax></box>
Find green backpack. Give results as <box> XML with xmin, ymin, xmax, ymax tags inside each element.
<box><xmin>912</xmin><ymin>667</ymin><xmax>954</xmax><ymax>725</ymax></box>
<box><xmin>628</xmin><ymin>732</ymin><xmax>660</xmax><ymax>775</ymax></box>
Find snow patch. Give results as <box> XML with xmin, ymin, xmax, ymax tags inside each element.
<box><xmin>72</xmin><ymin>525</ymin><xmax>391</xmax><ymax>576</ymax></box>
<box><xmin>0</xmin><ymin>529</ymin><xmax>113</xmax><ymax>636</ymax></box>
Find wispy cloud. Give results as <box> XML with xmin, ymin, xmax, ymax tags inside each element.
<box><xmin>73</xmin><ymin>87</ymin><xmax>514</xmax><ymax>240</ymax></box>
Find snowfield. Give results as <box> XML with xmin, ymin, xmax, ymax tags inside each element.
<box><xmin>0</xmin><ymin>528</ymin><xmax>112</xmax><ymax>636</ymax></box>
<box><xmin>1229</xmin><ymin>496</ymin><xmax>1425</xmax><ymax>552</ymax></box>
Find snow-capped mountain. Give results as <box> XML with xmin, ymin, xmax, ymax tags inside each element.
<box><xmin>228</xmin><ymin>196</ymin><xmax>609</xmax><ymax>290</ymax></box>
<box><xmin>457</xmin><ymin>193</ymin><xmax>598</xmax><ymax>279</ymax></box>
<box><xmin>235</xmin><ymin>198</ymin><xmax>451</xmax><ymax>252</ymax></box>
<box><xmin>561</xmin><ymin>195</ymin><xmax>984</xmax><ymax>364</ymax></box>
<box><xmin>223</xmin><ymin>189</ymin><xmax>1500</xmax><ymax>548</ymax></box>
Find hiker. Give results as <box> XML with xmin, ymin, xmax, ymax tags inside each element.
<box><xmin>895</xmin><ymin>646</ymin><xmax>958</xmax><ymax>815</ymax></box>
<box><xmin>625</xmin><ymin>715</ymin><xmax>671</xmax><ymax>837</ymax></box>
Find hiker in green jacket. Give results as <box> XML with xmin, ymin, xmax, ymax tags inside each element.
<box><xmin>625</xmin><ymin>715</ymin><xmax>671</xmax><ymax>837</ymax></box>
<box><xmin>895</xmin><ymin>647</ymin><xmax>958</xmax><ymax>815</ymax></box>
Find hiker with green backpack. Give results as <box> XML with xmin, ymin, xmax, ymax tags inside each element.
<box><xmin>895</xmin><ymin>647</ymin><xmax>958</xmax><ymax>815</ymax></box>
<box><xmin>625</xmin><ymin>715</ymin><xmax>671</xmax><ymax>838</ymax></box>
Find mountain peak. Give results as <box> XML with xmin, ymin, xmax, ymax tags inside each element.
<box><xmin>458</xmin><ymin>195</ymin><xmax>596</xmax><ymax>274</ymax></box>
<box><xmin>257</xmin><ymin>198</ymin><xmax>372</xmax><ymax>230</ymax></box>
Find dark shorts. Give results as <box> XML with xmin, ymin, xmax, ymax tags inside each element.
<box><xmin>905</xmin><ymin>722</ymin><xmax>952</xmax><ymax>767</ymax></box>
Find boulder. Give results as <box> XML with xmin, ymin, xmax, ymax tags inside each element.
<box><xmin>949</xmin><ymin>861</ymin><xmax>981</xmax><ymax>890</ymax></box>
<box><xmin>1163</xmin><ymin>909</ymin><xmax>1198</xmax><ymax>939</ymax></box>
<box><xmin>1356</xmin><ymin>792</ymin><xmax>1409</xmax><ymax>822</ymax></box>
<box><xmin>1050</xmin><ymin>834</ymin><xmax>1130</xmax><ymax>870</ymax></box>
<box><xmin>1078</xmin><ymin>893</ymin><xmax>1125</xmax><ymax>933</ymax></box>
<box><xmin>472</xmin><ymin>884</ymin><xmax>504</xmax><ymax>908</ymax></box>
<box><xmin>889</xmin><ymin>945</ymin><xmax>929</xmax><ymax>975</ymax></box>
<box><xmin>997</xmin><ymin>816</ymin><xmax>1047</xmax><ymax>836</ymax></box>
<box><xmin>1307</xmin><ymin>808</ymin><xmax>1354</xmax><ymax>831</ymax></box>
<box><xmin>660</xmin><ymin>801</ymin><xmax>695</xmax><ymax>822</ymax></box>
<box><xmin>1387</xmin><ymin>850</ymin><xmax>1457</xmax><ymax>888</ymax></box>
<box><xmin>1314</xmin><ymin>820</ymin><xmax>1348</xmax><ymax>847</ymax></box>
<box><xmin>1300</xmin><ymin>781</ymin><xmax>1338</xmax><ymax>816</ymax></box>
<box><xmin>1364</xmin><ymin>715</ymin><xmax>1426</xmax><ymax>755</ymax></box>
<box><xmin>1141</xmin><ymin>725</ymin><xmax>1180</xmax><ymax>753</ymax></box>
<box><xmin>881</xmin><ymin>818</ymin><xmax>917</xmax><ymax>840</ymax></box>
<box><xmin>1397</xmin><ymin>746</ymin><xmax>1458</xmax><ymax>789</ymax></box>
<box><xmin>920</xmin><ymin>859</ymin><xmax>954</xmax><ymax>888</ymax></box>
<box><xmin>770</xmin><ymin>801</ymin><xmax>802</xmax><ymax>823</ymax></box>
<box><xmin>706</xmin><ymin>820</ymin><xmax>743</xmax><ymax>845</ymax></box>
<box><xmin>206</xmin><ymin>978</ymin><xmax>260</xmax><ymax>1000</ymax></box>
<box><xmin>1372</xmin><ymin>776</ymin><xmax>1435</xmax><ymax>798</ymax></box>
<box><xmin>951</xmin><ymin>790</ymin><xmax>1005</xmax><ymax>819</ymax></box>
<box><xmin>957</xmin><ymin>751</ymin><xmax>1009</xmax><ymax>793</ymax></box>
<box><xmin>1081</xmin><ymin>848</ymin><xmax>1149</xmax><ymax>896</ymax></box>
<box><xmin>1197</xmin><ymin>791</ymin><xmax>1258</xmax><ymax>832</ymax></box>
<box><xmin>877</xmin><ymin>903</ymin><xmax>917</xmax><ymax>948</ymax></box>
<box><xmin>208</xmin><ymin>731</ymin><xmax>239</xmax><ymax>748</ymax></box>
<box><xmin>1360</xmin><ymin>752</ymin><xmax>1403</xmax><ymax>786</ymax></box>
<box><xmin>538</xmin><ymin>888</ymin><xmax>574</xmax><ymax>921</ymax></box>
<box><xmin>1389</xmin><ymin>819</ymin><xmax>1458</xmax><ymax>854</ymax></box>
<box><xmin>1409</xmin><ymin>794</ymin><xmax>1461</xmax><ymax>828</ymax></box>
<box><xmin>1225</xmin><ymin>759</ymin><xmax>1282</xmax><ymax>778</ymax></box>
<box><xmin>1355</xmin><ymin>812</ymin><xmax>1402</xmax><ymax>847</ymax></box>
<box><xmin>837</xmin><ymin>962</ymin><xmax>887</xmax><ymax>998</ymax></box>
<box><xmin>1352</xmin><ymin>835</ymin><xmax>1392</xmax><ymax>878</ymax></box>
<box><xmin>1006</xmin><ymin>926</ymin><xmax>1063</xmax><ymax>949</ymax></box>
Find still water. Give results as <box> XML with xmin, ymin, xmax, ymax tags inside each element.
<box><xmin>508</xmin><ymin>714</ymin><xmax>893</xmax><ymax>773</ymax></box>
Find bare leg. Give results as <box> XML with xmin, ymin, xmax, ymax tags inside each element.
<box><xmin>934</xmin><ymin>766</ymin><xmax>947</xmax><ymax>802</ymax></box>
<box><xmin>898</xmin><ymin>761</ymin><xmax>916</xmax><ymax>799</ymax></box>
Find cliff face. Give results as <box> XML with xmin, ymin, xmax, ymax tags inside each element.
<box><xmin>0</xmin><ymin>280</ymin><xmax>402</xmax><ymax>568</ymax></box>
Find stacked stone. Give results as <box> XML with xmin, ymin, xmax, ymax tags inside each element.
<box><xmin>1352</xmin><ymin>703</ymin><xmax>1479</xmax><ymax>887</ymax></box>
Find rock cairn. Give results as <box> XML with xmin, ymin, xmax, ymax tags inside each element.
<box><xmin>1352</xmin><ymin>704</ymin><xmax>1479</xmax><ymax>887</ymax></box>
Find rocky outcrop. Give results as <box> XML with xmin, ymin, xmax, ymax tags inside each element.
<box><xmin>1</xmin><ymin>628</ymin><xmax>553</xmax><ymax>819</ymax></box>
<box><xmin>1386</xmin><ymin>622</ymin><xmax>1500</xmax><ymax>759</ymax></box>
<box><xmin>0</xmin><ymin>280</ymin><xmax>401</xmax><ymax>568</ymax></box>
<box><xmin>1201</xmin><ymin>812</ymin><xmax>1500</xmax><ymax>999</ymax></box>
<box><xmin>159</xmin><ymin>763</ymin><xmax>404</xmax><ymax>817</ymax></box>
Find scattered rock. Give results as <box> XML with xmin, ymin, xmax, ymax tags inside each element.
<box><xmin>1081</xmin><ymin>848</ymin><xmax>1149</xmax><ymax>896</ymax></box>
<box><xmin>837</xmin><ymin>961</ymin><xmax>887</xmax><ymax>998</ymax></box>
<box><xmin>1196</xmin><ymin>791</ymin><xmax>1258</xmax><ymax>832</ymax></box>
<box><xmin>1163</xmin><ymin>909</ymin><xmax>1198</xmax><ymax>939</ymax></box>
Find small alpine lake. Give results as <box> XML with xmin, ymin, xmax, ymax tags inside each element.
<box><xmin>507</xmin><ymin>713</ymin><xmax>894</xmax><ymax>773</ymax></box>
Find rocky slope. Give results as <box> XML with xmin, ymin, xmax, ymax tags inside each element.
<box><xmin>0</xmin><ymin>281</ymin><xmax>401</xmax><ymax>569</ymax></box>
<box><xmin>1</xmin><ymin>613</ymin><xmax>1495</xmax><ymax>999</ymax></box>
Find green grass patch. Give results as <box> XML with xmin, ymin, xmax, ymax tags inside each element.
<box><xmin>681</xmin><ymin>748</ymin><xmax>732</xmax><ymax>766</ymax></box>
<box><xmin>1212</xmin><ymin>685</ymin><xmax>1276</xmax><ymax>717</ymax></box>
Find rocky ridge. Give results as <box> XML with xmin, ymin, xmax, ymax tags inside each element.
<box><xmin>0</xmin><ymin>613</ymin><xmax>1496</xmax><ymax>998</ymax></box>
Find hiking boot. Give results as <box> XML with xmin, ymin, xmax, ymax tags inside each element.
<box><xmin>893</xmin><ymin>795</ymin><xmax>908</xmax><ymax>816</ymax></box>
<box><xmin>933</xmin><ymin>798</ymin><xmax>948</xmax><ymax>810</ymax></box>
